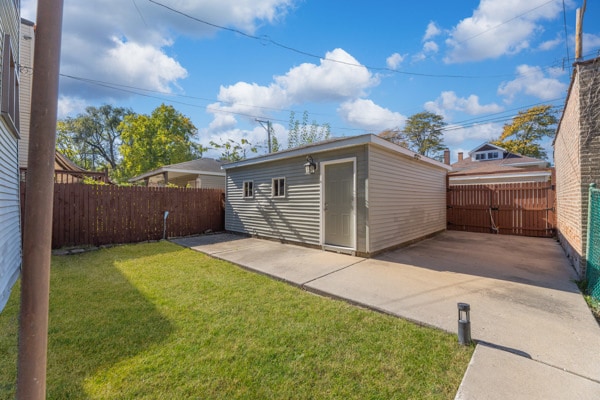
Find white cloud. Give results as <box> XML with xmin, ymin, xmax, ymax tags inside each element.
<box><xmin>538</xmin><ymin>35</ymin><xmax>563</xmax><ymax>51</ymax></box>
<box><xmin>103</xmin><ymin>37</ymin><xmax>188</xmax><ymax>92</ymax></box>
<box><xmin>207</xmin><ymin>48</ymin><xmax>378</xmax><ymax>124</ymax></box>
<box><xmin>425</xmin><ymin>91</ymin><xmax>503</xmax><ymax>116</ymax></box>
<box><xmin>57</xmin><ymin>96</ymin><xmax>88</xmax><ymax>119</ymax></box>
<box><xmin>338</xmin><ymin>99</ymin><xmax>406</xmax><ymax>132</ymax></box>
<box><xmin>443</xmin><ymin>123</ymin><xmax>501</xmax><ymax>146</ymax></box>
<box><xmin>423</xmin><ymin>21</ymin><xmax>442</xmax><ymax>41</ymax></box>
<box><xmin>423</xmin><ymin>41</ymin><xmax>439</xmax><ymax>53</ymax></box>
<box><xmin>24</xmin><ymin>0</ymin><xmax>295</xmax><ymax>102</ymax></box>
<box><xmin>276</xmin><ymin>48</ymin><xmax>378</xmax><ymax>102</ymax></box>
<box><xmin>498</xmin><ymin>64</ymin><xmax>568</xmax><ymax>103</ymax></box>
<box><xmin>583</xmin><ymin>33</ymin><xmax>600</xmax><ymax>52</ymax></box>
<box><xmin>201</xmin><ymin>122</ymin><xmax>287</xmax><ymax>158</ymax></box>
<box><xmin>411</xmin><ymin>53</ymin><xmax>427</xmax><ymax>63</ymax></box>
<box><xmin>386</xmin><ymin>53</ymin><xmax>406</xmax><ymax>69</ymax></box>
<box><xmin>444</xmin><ymin>0</ymin><xmax>568</xmax><ymax>63</ymax></box>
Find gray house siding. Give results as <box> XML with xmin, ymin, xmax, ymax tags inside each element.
<box><xmin>226</xmin><ymin>155</ymin><xmax>321</xmax><ymax>245</ymax></box>
<box><xmin>0</xmin><ymin>1</ymin><xmax>21</xmax><ymax>312</ymax></box>
<box><xmin>226</xmin><ymin>146</ymin><xmax>368</xmax><ymax>250</ymax></box>
<box><xmin>367</xmin><ymin>145</ymin><xmax>447</xmax><ymax>253</ymax></box>
<box><xmin>197</xmin><ymin>174</ymin><xmax>226</xmax><ymax>190</ymax></box>
<box><xmin>224</xmin><ymin>135</ymin><xmax>449</xmax><ymax>256</ymax></box>
<box><xmin>0</xmin><ymin>121</ymin><xmax>20</xmax><ymax>311</ymax></box>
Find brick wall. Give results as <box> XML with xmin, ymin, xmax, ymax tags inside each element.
<box><xmin>554</xmin><ymin>58</ymin><xmax>600</xmax><ymax>277</ymax></box>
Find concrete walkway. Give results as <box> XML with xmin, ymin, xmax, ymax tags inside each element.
<box><xmin>172</xmin><ymin>231</ymin><xmax>600</xmax><ymax>399</ymax></box>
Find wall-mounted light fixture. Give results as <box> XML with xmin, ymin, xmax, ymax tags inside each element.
<box><xmin>304</xmin><ymin>155</ymin><xmax>317</xmax><ymax>175</ymax></box>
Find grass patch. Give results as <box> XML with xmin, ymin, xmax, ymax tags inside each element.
<box><xmin>0</xmin><ymin>241</ymin><xmax>473</xmax><ymax>399</ymax></box>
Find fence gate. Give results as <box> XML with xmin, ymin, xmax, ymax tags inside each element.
<box><xmin>447</xmin><ymin>181</ymin><xmax>556</xmax><ymax>238</ymax></box>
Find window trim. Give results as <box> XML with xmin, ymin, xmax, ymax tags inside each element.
<box><xmin>243</xmin><ymin>180</ymin><xmax>254</xmax><ymax>199</ymax></box>
<box><xmin>271</xmin><ymin>177</ymin><xmax>286</xmax><ymax>198</ymax></box>
<box><xmin>1</xmin><ymin>33</ymin><xmax>19</xmax><ymax>139</ymax></box>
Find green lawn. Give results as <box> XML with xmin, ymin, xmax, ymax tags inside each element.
<box><xmin>0</xmin><ymin>241</ymin><xmax>473</xmax><ymax>399</ymax></box>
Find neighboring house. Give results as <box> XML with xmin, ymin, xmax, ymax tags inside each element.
<box><xmin>0</xmin><ymin>2</ymin><xmax>22</xmax><ymax>311</ymax></box>
<box><xmin>129</xmin><ymin>158</ymin><xmax>226</xmax><ymax>189</ymax></box>
<box><xmin>553</xmin><ymin>56</ymin><xmax>600</xmax><ymax>277</ymax></box>
<box><xmin>449</xmin><ymin>143</ymin><xmax>552</xmax><ymax>185</ymax></box>
<box><xmin>19</xmin><ymin>150</ymin><xmax>110</xmax><ymax>184</ymax></box>
<box><xmin>222</xmin><ymin>134</ymin><xmax>450</xmax><ymax>257</ymax></box>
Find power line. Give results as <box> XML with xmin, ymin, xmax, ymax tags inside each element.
<box><xmin>454</xmin><ymin>0</ymin><xmax>558</xmax><ymax>45</ymax></box>
<box><xmin>59</xmin><ymin>73</ymin><xmax>369</xmax><ymax>134</ymax></box>
<box><xmin>146</xmin><ymin>0</ymin><xmax>514</xmax><ymax>80</ymax></box>
<box><xmin>562</xmin><ymin>0</ymin><xmax>571</xmax><ymax>67</ymax></box>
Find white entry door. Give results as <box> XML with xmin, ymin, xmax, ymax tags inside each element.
<box><xmin>324</xmin><ymin>162</ymin><xmax>355</xmax><ymax>248</ymax></box>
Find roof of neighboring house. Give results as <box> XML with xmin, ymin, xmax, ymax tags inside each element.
<box><xmin>55</xmin><ymin>151</ymin><xmax>86</xmax><ymax>172</ymax></box>
<box><xmin>221</xmin><ymin>134</ymin><xmax>452</xmax><ymax>171</ymax></box>
<box><xmin>129</xmin><ymin>158</ymin><xmax>225</xmax><ymax>183</ymax></box>
<box><xmin>450</xmin><ymin>143</ymin><xmax>550</xmax><ymax>178</ymax></box>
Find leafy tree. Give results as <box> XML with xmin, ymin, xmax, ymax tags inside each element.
<box><xmin>118</xmin><ymin>104</ymin><xmax>205</xmax><ymax>180</ymax></box>
<box><xmin>377</xmin><ymin>128</ymin><xmax>408</xmax><ymax>148</ymax></box>
<box><xmin>210</xmin><ymin>138</ymin><xmax>257</xmax><ymax>162</ymax></box>
<box><xmin>492</xmin><ymin>105</ymin><xmax>557</xmax><ymax>159</ymax></box>
<box><xmin>391</xmin><ymin>111</ymin><xmax>446</xmax><ymax>159</ymax></box>
<box><xmin>56</xmin><ymin>104</ymin><xmax>133</xmax><ymax>171</ymax></box>
<box><xmin>288</xmin><ymin>111</ymin><xmax>331</xmax><ymax>149</ymax></box>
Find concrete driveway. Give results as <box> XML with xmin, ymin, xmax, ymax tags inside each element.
<box><xmin>172</xmin><ymin>231</ymin><xmax>600</xmax><ymax>399</ymax></box>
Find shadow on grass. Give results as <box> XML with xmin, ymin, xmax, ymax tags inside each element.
<box><xmin>0</xmin><ymin>243</ymin><xmax>175</xmax><ymax>399</ymax></box>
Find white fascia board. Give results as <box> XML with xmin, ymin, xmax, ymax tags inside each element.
<box><xmin>222</xmin><ymin>134</ymin><xmax>452</xmax><ymax>171</ymax></box>
<box><xmin>468</xmin><ymin>142</ymin><xmax>505</xmax><ymax>156</ymax></box>
<box><xmin>129</xmin><ymin>168</ymin><xmax>224</xmax><ymax>182</ymax></box>
<box><xmin>449</xmin><ymin>171</ymin><xmax>552</xmax><ymax>182</ymax></box>
<box><xmin>162</xmin><ymin>169</ymin><xmax>225</xmax><ymax>177</ymax></box>
<box><xmin>506</xmin><ymin>161</ymin><xmax>548</xmax><ymax>168</ymax></box>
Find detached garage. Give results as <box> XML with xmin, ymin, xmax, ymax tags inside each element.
<box><xmin>222</xmin><ymin>134</ymin><xmax>450</xmax><ymax>256</ymax></box>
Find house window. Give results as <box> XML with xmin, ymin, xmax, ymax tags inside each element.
<box><xmin>1</xmin><ymin>34</ymin><xmax>19</xmax><ymax>137</ymax></box>
<box><xmin>243</xmin><ymin>181</ymin><xmax>254</xmax><ymax>198</ymax></box>
<box><xmin>272</xmin><ymin>177</ymin><xmax>286</xmax><ymax>198</ymax></box>
<box><xmin>475</xmin><ymin>153</ymin><xmax>486</xmax><ymax>160</ymax></box>
<box><xmin>488</xmin><ymin>152</ymin><xmax>499</xmax><ymax>159</ymax></box>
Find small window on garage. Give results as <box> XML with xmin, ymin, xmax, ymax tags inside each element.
<box><xmin>272</xmin><ymin>177</ymin><xmax>286</xmax><ymax>198</ymax></box>
<box><xmin>243</xmin><ymin>181</ymin><xmax>254</xmax><ymax>198</ymax></box>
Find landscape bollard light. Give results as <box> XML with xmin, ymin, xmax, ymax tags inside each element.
<box><xmin>457</xmin><ymin>302</ymin><xmax>471</xmax><ymax>345</ymax></box>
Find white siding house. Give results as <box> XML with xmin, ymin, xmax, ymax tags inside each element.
<box><xmin>0</xmin><ymin>1</ymin><xmax>22</xmax><ymax>312</ymax></box>
<box><xmin>223</xmin><ymin>134</ymin><xmax>450</xmax><ymax>256</ymax></box>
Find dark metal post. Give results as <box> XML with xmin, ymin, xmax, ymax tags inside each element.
<box><xmin>17</xmin><ymin>0</ymin><xmax>64</xmax><ymax>398</ymax></box>
<box><xmin>457</xmin><ymin>302</ymin><xmax>471</xmax><ymax>345</ymax></box>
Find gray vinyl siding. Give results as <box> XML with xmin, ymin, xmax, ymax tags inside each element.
<box><xmin>367</xmin><ymin>145</ymin><xmax>446</xmax><ymax>253</ymax></box>
<box><xmin>197</xmin><ymin>174</ymin><xmax>225</xmax><ymax>190</ymax></box>
<box><xmin>0</xmin><ymin>2</ymin><xmax>21</xmax><ymax>312</ymax></box>
<box><xmin>0</xmin><ymin>122</ymin><xmax>21</xmax><ymax>312</ymax></box>
<box><xmin>226</xmin><ymin>146</ymin><xmax>368</xmax><ymax>250</ymax></box>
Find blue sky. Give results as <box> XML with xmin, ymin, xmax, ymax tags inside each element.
<box><xmin>22</xmin><ymin>0</ymin><xmax>600</xmax><ymax>162</ymax></box>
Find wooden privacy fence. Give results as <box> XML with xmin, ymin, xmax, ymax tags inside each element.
<box><xmin>20</xmin><ymin>184</ymin><xmax>224</xmax><ymax>249</ymax></box>
<box><xmin>447</xmin><ymin>181</ymin><xmax>556</xmax><ymax>237</ymax></box>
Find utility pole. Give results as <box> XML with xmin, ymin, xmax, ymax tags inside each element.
<box><xmin>575</xmin><ymin>0</ymin><xmax>587</xmax><ymax>60</ymax></box>
<box><xmin>256</xmin><ymin>119</ymin><xmax>273</xmax><ymax>153</ymax></box>
<box><xmin>17</xmin><ymin>0</ymin><xmax>64</xmax><ymax>398</ymax></box>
